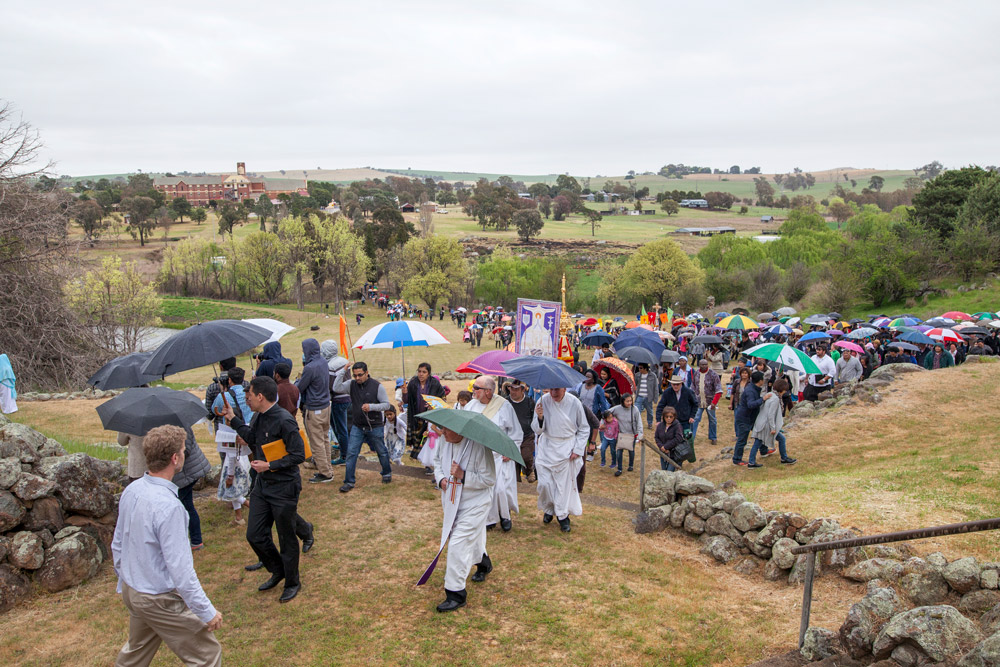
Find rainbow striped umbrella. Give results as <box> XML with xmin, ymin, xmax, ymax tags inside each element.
<box><xmin>716</xmin><ymin>314</ymin><xmax>759</xmax><ymax>330</ymax></box>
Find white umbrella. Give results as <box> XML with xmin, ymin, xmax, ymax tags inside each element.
<box><xmin>776</xmin><ymin>307</ymin><xmax>797</xmax><ymax>316</ymax></box>
<box><xmin>242</xmin><ymin>318</ymin><xmax>295</xmax><ymax>345</ymax></box>
<box><xmin>353</xmin><ymin>320</ymin><xmax>451</xmax><ymax>376</ymax></box>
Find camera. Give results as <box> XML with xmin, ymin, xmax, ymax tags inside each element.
<box><xmin>214</xmin><ymin>371</ymin><xmax>229</xmax><ymax>386</ymax></box>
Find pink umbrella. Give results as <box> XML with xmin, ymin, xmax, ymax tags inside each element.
<box><xmin>833</xmin><ymin>340</ymin><xmax>865</xmax><ymax>353</ymax></box>
<box><xmin>926</xmin><ymin>328</ymin><xmax>963</xmax><ymax>343</ymax></box>
<box><xmin>455</xmin><ymin>350</ymin><xmax>521</xmax><ymax>376</ymax></box>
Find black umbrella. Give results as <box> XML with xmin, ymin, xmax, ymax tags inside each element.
<box><xmin>848</xmin><ymin>318</ymin><xmax>866</xmax><ymax>324</ymax></box>
<box><xmin>87</xmin><ymin>352</ymin><xmax>160</xmax><ymax>390</ymax></box>
<box><xmin>827</xmin><ymin>312</ymin><xmax>842</xmax><ymax>320</ymax></box>
<box><xmin>691</xmin><ymin>335</ymin><xmax>723</xmax><ymax>345</ymax></box>
<box><xmin>616</xmin><ymin>345</ymin><xmax>659</xmax><ymax>367</ymax></box>
<box><xmin>660</xmin><ymin>350</ymin><xmax>681</xmax><ymax>363</ymax></box>
<box><xmin>96</xmin><ymin>387</ymin><xmax>208</xmax><ymax>435</ymax></box>
<box><xmin>141</xmin><ymin>320</ymin><xmax>271</xmax><ymax>378</ymax></box>
<box><xmin>958</xmin><ymin>327</ymin><xmax>989</xmax><ymax>336</ymax></box>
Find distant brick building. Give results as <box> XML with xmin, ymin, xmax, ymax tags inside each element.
<box><xmin>154</xmin><ymin>162</ymin><xmax>307</xmax><ymax>206</ymax></box>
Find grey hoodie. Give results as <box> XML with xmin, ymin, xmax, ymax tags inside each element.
<box><xmin>295</xmin><ymin>338</ymin><xmax>331</xmax><ymax>410</ymax></box>
<box><xmin>320</xmin><ymin>339</ymin><xmax>351</xmax><ymax>405</ymax></box>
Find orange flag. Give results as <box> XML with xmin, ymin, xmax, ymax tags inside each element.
<box><xmin>339</xmin><ymin>315</ymin><xmax>349</xmax><ymax>357</ymax></box>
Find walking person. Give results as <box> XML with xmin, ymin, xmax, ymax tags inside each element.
<box><xmin>112</xmin><ymin>425</ymin><xmax>223</xmax><ymax>666</ymax></box>
<box><xmin>532</xmin><ymin>388</ymin><xmax>590</xmax><ymax>533</ymax></box>
<box><xmin>320</xmin><ymin>340</ymin><xmax>351</xmax><ymax>466</ymax></box>
<box><xmin>732</xmin><ymin>371</ymin><xmax>768</xmax><ymax>466</ymax></box>
<box><xmin>222</xmin><ymin>376</ymin><xmax>306</xmax><ymax>603</ymax></box>
<box><xmin>505</xmin><ymin>380</ymin><xmax>536</xmax><ymax>483</ymax></box>
<box><xmin>747</xmin><ymin>378</ymin><xmax>796</xmax><ymax>468</ymax></box>
<box><xmin>633</xmin><ymin>363</ymin><xmax>659</xmax><ymax>430</ymax></box>
<box><xmin>173</xmin><ymin>426</ymin><xmax>211</xmax><ymax>551</ymax></box>
<box><xmin>405</xmin><ymin>363</ymin><xmax>447</xmax><ymax>464</ymax></box>
<box><xmin>333</xmin><ymin>361</ymin><xmax>394</xmax><ymax>493</ymax></box>
<box><xmin>609</xmin><ymin>394</ymin><xmax>642</xmax><ymax>476</ymax></box>
<box><xmin>296</xmin><ymin>339</ymin><xmax>333</xmax><ymax>484</ymax></box>
<box><xmin>654</xmin><ymin>407</ymin><xmax>689</xmax><ymax>471</ymax></box>
<box><xmin>690</xmin><ymin>359</ymin><xmax>722</xmax><ymax>446</ymax></box>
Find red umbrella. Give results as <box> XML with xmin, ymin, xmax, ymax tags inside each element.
<box><xmin>942</xmin><ymin>311</ymin><xmax>972</xmax><ymax>321</ymax></box>
<box><xmin>578</xmin><ymin>317</ymin><xmax>598</xmax><ymax>326</ymax></box>
<box><xmin>592</xmin><ymin>358</ymin><xmax>636</xmax><ymax>396</ymax></box>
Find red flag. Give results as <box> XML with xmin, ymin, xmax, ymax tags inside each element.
<box><xmin>339</xmin><ymin>315</ymin><xmax>349</xmax><ymax>357</ymax></box>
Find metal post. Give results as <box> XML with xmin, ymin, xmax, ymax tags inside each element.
<box><xmin>639</xmin><ymin>441</ymin><xmax>646</xmax><ymax>511</ymax></box>
<box><xmin>400</xmin><ymin>345</ymin><xmax>406</xmax><ymax>379</ymax></box>
<box><xmin>798</xmin><ymin>552</ymin><xmax>817</xmax><ymax>649</ymax></box>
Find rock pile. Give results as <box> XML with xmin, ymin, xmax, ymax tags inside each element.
<box><xmin>0</xmin><ymin>414</ymin><xmax>121</xmax><ymax>612</ymax></box>
<box><xmin>16</xmin><ymin>389</ymin><xmax>123</xmax><ymax>403</ymax></box>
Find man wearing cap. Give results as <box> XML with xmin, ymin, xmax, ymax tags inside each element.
<box><xmin>690</xmin><ymin>359</ymin><xmax>722</xmax><ymax>446</ymax></box>
<box><xmin>532</xmin><ymin>387</ymin><xmax>590</xmax><ymax>533</ymax></box>
<box><xmin>505</xmin><ymin>380</ymin><xmax>536</xmax><ymax>483</ymax></box>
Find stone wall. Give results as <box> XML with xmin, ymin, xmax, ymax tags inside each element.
<box><xmin>0</xmin><ymin>413</ymin><xmax>121</xmax><ymax>612</ymax></box>
<box><xmin>637</xmin><ymin>470</ymin><xmax>1000</xmax><ymax>665</ymax></box>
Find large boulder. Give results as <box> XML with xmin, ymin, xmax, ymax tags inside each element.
<box><xmin>34</xmin><ymin>453</ymin><xmax>114</xmax><ymax>517</ymax></box>
<box><xmin>8</xmin><ymin>531</ymin><xmax>44</xmax><ymax>570</ymax></box>
<box><xmin>757</xmin><ymin>515</ymin><xmax>790</xmax><ymax>548</ymax></box>
<box><xmin>962</xmin><ymin>591</ymin><xmax>1000</xmax><ymax>616</ymax></box>
<box><xmin>34</xmin><ymin>528</ymin><xmax>103</xmax><ymax>593</ymax></box>
<box><xmin>683</xmin><ymin>513</ymin><xmax>706</xmax><ymax>535</ymax></box>
<box><xmin>11</xmin><ymin>472</ymin><xmax>57</xmax><ymax>501</ymax></box>
<box><xmin>958</xmin><ymin>631</ymin><xmax>1000</xmax><ymax>667</ymax></box>
<box><xmin>945</xmin><ymin>557</ymin><xmax>982</xmax><ymax>594</ymax></box>
<box><xmin>731</xmin><ymin>502</ymin><xmax>767</xmax><ymax>532</ymax></box>
<box><xmin>674</xmin><ymin>473</ymin><xmax>715</xmax><ymax>496</ymax></box>
<box><xmin>900</xmin><ymin>570</ymin><xmax>951</xmax><ymax>606</ymax></box>
<box><xmin>763</xmin><ymin>558</ymin><xmax>787</xmax><ymax>582</ymax></box>
<box><xmin>840</xmin><ymin>586</ymin><xmax>908</xmax><ymax>659</ymax></box>
<box><xmin>689</xmin><ymin>496</ymin><xmax>714</xmax><ymax>520</ymax></box>
<box><xmin>800</xmin><ymin>627</ymin><xmax>839</xmax><ymax>662</ymax></box>
<box><xmin>633</xmin><ymin>506</ymin><xmax>670</xmax><ymax>534</ymax></box>
<box><xmin>705</xmin><ymin>512</ymin><xmax>745</xmax><ymax>545</ymax></box>
<box><xmin>982</xmin><ymin>605</ymin><xmax>1000</xmax><ymax>637</ymax></box>
<box><xmin>701</xmin><ymin>535</ymin><xmax>741</xmax><ymax>563</ymax></box>
<box><xmin>845</xmin><ymin>558</ymin><xmax>905</xmax><ymax>583</ymax></box>
<box><xmin>815</xmin><ymin>528</ymin><xmax>861</xmax><ymax>570</ymax></box>
<box><xmin>669</xmin><ymin>502</ymin><xmax>687</xmax><ymax>528</ymax></box>
<box><xmin>981</xmin><ymin>566</ymin><xmax>1000</xmax><ymax>591</ymax></box>
<box><xmin>721</xmin><ymin>492</ymin><xmax>747</xmax><ymax>514</ymax></box>
<box><xmin>643</xmin><ymin>470</ymin><xmax>677</xmax><ymax>508</ymax></box>
<box><xmin>0</xmin><ymin>564</ymin><xmax>31</xmax><ymax>613</ymax></box>
<box><xmin>21</xmin><ymin>496</ymin><xmax>64</xmax><ymax>532</ymax></box>
<box><xmin>38</xmin><ymin>438</ymin><xmax>67</xmax><ymax>458</ymax></box>
<box><xmin>796</xmin><ymin>517</ymin><xmax>841</xmax><ymax>544</ymax></box>
<box><xmin>872</xmin><ymin>605</ymin><xmax>983</xmax><ymax>662</ymax></box>
<box><xmin>0</xmin><ymin>489</ymin><xmax>25</xmax><ymax>531</ymax></box>
<box><xmin>771</xmin><ymin>538</ymin><xmax>800</xmax><ymax>570</ymax></box>
<box><xmin>0</xmin><ymin>422</ymin><xmax>47</xmax><ymax>462</ymax></box>
<box><xmin>0</xmin><ymin>457</ymin><xmax>20</xmax><ymax>489</ymax></box>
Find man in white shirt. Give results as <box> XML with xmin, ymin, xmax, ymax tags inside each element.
<box><xmin>532</xmin><ymin>388</ymin><xmax>590</xmax><ymax>533</ymax></box>
<box><xmin>805</xmin><ymin>345</ymin><xmax>837</xmax><ymax>402</ymax></box>
<box><xmin>112</xmin><ymin>425</ymin><xmax>222</xmax><ymax>666</ymax></box>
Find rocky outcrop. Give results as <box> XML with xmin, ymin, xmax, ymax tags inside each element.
<box><xmin>871</xmin><ymin>605</ymin><xmax>982</xmax><ymax>663</ymax></box>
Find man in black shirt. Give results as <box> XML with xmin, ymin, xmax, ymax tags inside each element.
<box><xmin>222</xmin><ymin>376</ymin><xmax>305</xmax><ymax>604</ymax></box>
<box><xmin>505</xmin><ymin>380</ymin><xmax>536</xmax><ymax>483</ymax></box>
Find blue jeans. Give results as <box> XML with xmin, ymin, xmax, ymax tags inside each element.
<box><xmin>691</xmin><ymin>406</ymin><xmax>717</xmax><ymax>442</ymax></box>
<box><xmin>329</xmin><ymin>401</ymin><xmax>349</xmax><ymax>457</ymax></box>
<box><xmin>344</xmin><ymin>425</ymin><xmax>392</xmax><ymax>486</ymax></box>
<box><xmin>733</xmin><ymin>420</ymin><xmax>752</xmax><ymax>463</ymax></box>
<box><xmin>177</xmin><ymin>483</ymin><xmax>202</xmax><ymax>546</ymax></box>
<box><xmin>635</xmin><ymin>396</ymin><xmax>654</xmax><ymax>428</ymax></box>
<box><xmin>749</xmin><ymin>432</ymin><xmax>788</xmax><ymax>465</ymax></box>
<box><xmin>599</xmin><ymin>435</ymin><xmax>617</xmax><ymax>465</ymax></box>
<box><xmin>615</xmin><ymin>448</ymin><xmax>634</xmax><ymax>472</ymax></box>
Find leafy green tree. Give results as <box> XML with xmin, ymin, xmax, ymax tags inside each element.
<box><xmin>277</xmin><ymin>216</ymin><xmax>318</xmax><ymax>310</ymax></box>
<box><xmin>121</xmin><ymin>195</ymin><xmax>157</xmax><ymax>246</ymax></box>
<box><xmin>660</xmin><ymin>199</ymin><xmax>679</xmax><ymax>215</ymax></box>
<box><xmin>322</xmin><ymin>217</ymin><xmax>370</xmax><ymax>307</ymax></box>
<box><xmin>911</xmin><ymin>166</ymin><xmax>993</xmax><ymax>238</ymax></box>
<box><xmin>585</xmin><ymin>209</ymin><xmax>602</xmax><ymax>236</ymax></box>
<box><xmin>598</xmin><ymin>239</ymin><xmax>703</xmax><ymax>312</ymax></box>
<box><xmin>746</xmin><ymin>262</ymin><xmax>784</xmax><ymax>312</ymax></box>
<box><xmin>868</xmin><ymin>175</ymin><xmax>885</xmax><ymax>192</ymax></box>
<box><xmin>538</xmin><ymin>196</ymin><xmax>552</xmax><ymax>218</ymax></box>
<box><xmin>513</xmin><ymin>209</ymin><xmax>543</xmax><ymax>242</ymax></box>
<box><xmin>754</xmin><ymin>177</ymin><xmax>775</xmax><ymax>205</ymax></box>
<box><xmin>552</xmin><ymin>195</ymin><xmax>572</xmax><ymax>221</ymax></box>
<box><xmin>171</xmin><ymin>196</ymin><xmax>191</xmax><ymax>222</ymax></box>
<box><xmin>191</xmin><ymin>207</ymin><xmax>207</xmax><ymax>225</ymax></box>
<box><xmin>783</xmin><ymin>262</ymin><xmax>811</xmax><ymax>303</ymax></box>
<box><xmin>779</xmin><ymin>208</ymin><xmax>827</xmax><ymax>235</ymax></box>
<box><xmin>915</xmin><ymin>160</ymin><xmax>944</xmax><ymax>180</ymax></box>
<box><xmin>697</xmin><ymin>234</ymin><xmax>768</xmax><ymax>272</ymax></box>
<box><xmin>254</xmin><ymin>194</ymin><xmax>275</xmax><ymax>231</ymax></box>
<box><xmin>398</xmin><ymin>235</ymin><xmax>468</xmax><ymax>311</ymax></box>
<box><xmin>954</xmin><ymin>173</ymin><xmax>1000</xmax><ymax>236</ymax></box>
<box><xmin>527</xmin><ymin>182</ymin><xmax>550</xmax><ymax>199</ymax></box>
<box><xmin>217</xmin><ymin>203</ymin><xmax>242</xmax><ymax>236</ymax></box>
<box><xmin>949</xmin><ymin>221</ymin><xmax>999</xmax><ymax>281</ymax></box>
<box><xmin>237</xmin><ymin>231</ymin><xmax>288</xmax><ymax>305</ymax></box>
<box><xmin>555</xmin><ymin>174</ymin><xmax>581</xmax><ymax>195</ymax></box>
<box><xmin>828</xmin><ymin>201</ymin><xmax>853</xmax><ymax>228</ymax></box>
<box><xmin>65</xmin><ymin>256</ymin><xmax>161</xmax><ymax>354</ymax></box>
<box><xmin>72</xmin><ymin>199</ymin><xmax>105</xmax><ymax>240</ymax></box>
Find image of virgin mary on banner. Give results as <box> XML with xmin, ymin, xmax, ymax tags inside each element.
<box><xmin>515</xmin><ymin>298</ymin><xmax>561</xmax><ymax>358</ymax></box>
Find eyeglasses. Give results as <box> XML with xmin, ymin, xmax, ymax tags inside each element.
<box><xmin>473</xmin><ymin>386</ymin><xmax>487</xmax><ymax>391</ymax></box>
<box><xmin>352</xmin><ymin>372</ymin><xmax>366</xmax><ymax>378</ymax></box>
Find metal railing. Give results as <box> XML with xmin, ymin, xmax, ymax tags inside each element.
<box><xmin>790</xmin><ymin>517</ymin><xmax>1000</xmax><ymax>648</ymax></box>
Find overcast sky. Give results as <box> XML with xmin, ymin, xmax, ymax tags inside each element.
<box><xmin>3</xmin><ymin>1</ymin><xmax>999</xmax><ymax>177</ymax></box>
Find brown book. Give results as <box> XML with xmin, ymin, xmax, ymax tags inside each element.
<box><xmin>260</xmin><ymin>429</ymin><xmax>312</xmax><ymax>462</ymax></box>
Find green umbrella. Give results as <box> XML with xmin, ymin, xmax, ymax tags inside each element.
<box><xmin>416</xmin><ymin>409</ymin><xmax>524</xmax><ymax>466</ymax></box>
<box><xmin>742</xmin><ymin>342</ymin><xmax>822</xmax><ymax>374</ymax></box>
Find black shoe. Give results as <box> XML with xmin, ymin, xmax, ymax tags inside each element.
<box><xmin>409</xmin><ymin>449</ymin><xmax>420</xmax><ymax>460</ymax></box>
<box><xmin>781</xmin><ymin>457</ymin><xmax>797</xmax><ymax>465</ymax></box>
<box><xmin>614</xmin><ymin>469</ymin><xmax>622</xmax><ymax>477</ymax></box>
<box><xmin>543</xmin><ymin>513</ymin><xmax>553</xmax><ymax>524</ymax></box>
<box><xmin>424</xmin><ymin>466</ymin><xmax>434</xmax><ymax>475</ymax></box>
<box><xmin>470</xmin><ymin>554</ymin><xmax>492</xmax><ymax>583</ymax></box>
<box><xmin>627</xmin><ymin>466</ymin><xmax>633</xmax><ymax>472</ymax></box>
<box><xmin>258</xmin><ymin>573</ymin><xmax>284</xmax><ymax>591</ymax></box>
<box><xmin>382</xmin><ymin>475</ymin><xmax>392</xmax><ymax>484</ymax></box>
<box><xmin>500</xmin><ymin>518</ymin><xmax>512</xmax><ymax>532</ymax></box>
<box><xmin>436</xmin><ymin>589</ymin><xmax>467</xmax><ymax>613</ymax></box>
<box><xmin>747</xmin><ymin>462</ymin><xmax>763</xmax><ymax>469</ymax></box>
<box><xmin>244</xmin><ymin>561</ymin><xmax>264</xmax><ymax>572</ymax></box>
<box><xmin>302</xmin><ymin>523</ymin><xmax>315</xmax><ymax>553</ymax></box>
<box><xmin>309</xmin><ymin>473</ymin><xmax>334</xmax><ymax>484</ymax></box>
<box><xmin>486</xmin><ymin>523</ymin><xmax>496</xmax><ymax>531</ymax></box>
<box><xmin>558</xmin><ymin>517</ymin><xmax>571</xmax><ymax>533</ymax></box>
<box><xmin>339</xmin><ymin>483</ymin><xmax>353</xmax><ymax>493</ymax></box>
<box><xmin>279</xmin><ymin>585</ymin><xmax>300</xmax><ymax>603</ymax></box>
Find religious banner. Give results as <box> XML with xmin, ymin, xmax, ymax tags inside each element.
<box><xmin>516</xmin><ymin>298</ymin><xmax>561</xmax><ymax>358</ymax></box>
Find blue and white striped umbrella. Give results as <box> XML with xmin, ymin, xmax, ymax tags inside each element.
<box><xmin>353</xmin><ymin>321</ymin><xmax>450</xmax><ymax>350</ymax></box>
<box><xmin>766</xmin><ymin>323</ymin><xmax>794</xmax><ymax>335</ymax></box>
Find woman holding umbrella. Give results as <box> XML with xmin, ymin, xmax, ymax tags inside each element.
<box><xmin>406</xmin><ymin>363</ymin><xmax>447</xmax><ymax>463</ymax></box>
<box><xmin>598</xmin><ymin>367</ymin><xmax>620</xmax><ymax>408</ymax></box>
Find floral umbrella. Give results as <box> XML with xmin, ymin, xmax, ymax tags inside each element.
<box><xmin>592</xmin><ymin>357</ymin><xmax>636</xmax><ymax>396</ymax></box>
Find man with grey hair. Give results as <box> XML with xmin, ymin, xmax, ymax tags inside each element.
<box><xmin>835</xmin><ymin>348</ymin><xmax>863</xmax><ymax>384</ymax></box>
<box><xmin>463</xmin><ymin>374</ymin><xmax>522</xmax><ymax>581</ymax></box>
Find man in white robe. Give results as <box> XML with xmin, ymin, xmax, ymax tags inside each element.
<box><xmin>463</xmin><ymin>375</ymin><xmax>522</xmax><ymax>582</ymax></box>
<box><xmin>432</xmin><ymin>427</ymin><xmax>496</xmax><ymax>612</ymax></box>
<box><xmin>532</xmin><ymin>387</ymin><xmax>590</xmax><ymax>533</ymax></box>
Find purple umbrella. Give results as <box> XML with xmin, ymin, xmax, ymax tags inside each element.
<box><xmin>455</xmin><ymin>350</ymin><xmax>521</xmax><ymax>376</ymax></box>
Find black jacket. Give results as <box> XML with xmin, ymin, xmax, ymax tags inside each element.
<box><xmin>230</xmin><ymin>402</ymin><xmax>305</xmax><ymax>484</ymax></box>
<box><xmin>656</xmin><ymin>385</ymin><xmax>699</xmax><ymax>425</ymax></box>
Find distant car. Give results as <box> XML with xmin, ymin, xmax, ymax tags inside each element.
<box><xmin>438</xmin><ymin>209</ymin><xmax>449</xmax><ymax>214</ymax></box>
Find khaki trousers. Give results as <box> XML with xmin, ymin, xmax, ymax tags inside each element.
<box><xmin>116</xmin><ymin>582</ymin><xmax>221</xmax><ymax>667</ymax></box>
<box><xmin>304</xmin><ymin>405</ymin><xmax>332</xmax><ymax>477</ymax></box>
